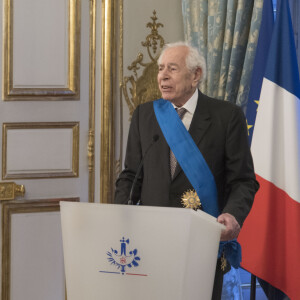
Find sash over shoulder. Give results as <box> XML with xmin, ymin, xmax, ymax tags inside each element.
<box><xmin>153</xmin><ymin>98</ymin><xmax>241</xmax><ymax>269</ymax></box>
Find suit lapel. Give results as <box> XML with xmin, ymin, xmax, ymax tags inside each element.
<box><xmin>172</xmin><ymin>91</ymin><xmax>212</xmax><ymax>180</ymax></box>
<box><xmin>188</xmin><ymin>93</ymin><xmax>212</xmax><ymax>146</ymax></box>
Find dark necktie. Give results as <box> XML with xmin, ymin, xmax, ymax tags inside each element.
<box><xmin>170</xmin><ymin>107</ymin><xmax>187</xmax><ymax>179</ymax></box>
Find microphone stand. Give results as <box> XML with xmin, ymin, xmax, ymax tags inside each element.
<box><xmin>127</xmin><ymin>134</ymin><xmax>159</xmax><ymax>205</ymax></box>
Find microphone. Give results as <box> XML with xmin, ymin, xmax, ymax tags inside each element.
<box><xmin>127</xmin><ymin>134</ymin><xmax>160</xmax><ymax>205</ymax></box>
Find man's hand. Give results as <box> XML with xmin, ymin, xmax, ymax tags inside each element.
<box><xmin>217</xmin><ymin>213</ymin><xmax>241</xmax><ymax>241</ymax></box>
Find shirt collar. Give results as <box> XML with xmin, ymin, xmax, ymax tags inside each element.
<box><xmin>172</xmin><ymin>89</ymin><xmax>198</xmax><ymax>115</ymax></box>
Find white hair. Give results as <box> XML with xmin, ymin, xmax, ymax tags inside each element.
<box><xmin>158</xmin><ymin>41</ymin><xmax>207</xmax><ymax>83</ymax></box>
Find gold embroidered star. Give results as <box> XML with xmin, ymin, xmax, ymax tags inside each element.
<box><xmin>247</xmin><ymin>120</ymin><xmax>253</xmax><ymax>136</ymax></box>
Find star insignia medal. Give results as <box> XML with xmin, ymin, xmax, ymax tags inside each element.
<box><xmin>181</xmin><ymin>190</ymin><xmax>201</xmax><ymax>211</ymax></box>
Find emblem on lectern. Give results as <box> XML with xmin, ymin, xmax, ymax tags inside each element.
<box><xmin>106</xmin><ymin>237</ymin><xmax>141</xmax><ymax>274</ymax></box>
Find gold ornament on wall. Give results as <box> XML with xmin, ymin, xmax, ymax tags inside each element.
<box><xmin>122</xmin><ymin>10</ymin><xmax>165</xmax><ymax>118</ymax></box>
<box><xmin>0</xmin><ymin>182</ymin><xmax>25</xmax><ymax>201</ymax></box>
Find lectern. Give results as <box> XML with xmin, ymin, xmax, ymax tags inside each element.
<box><xmin>60</xmin><ymin>202</ymin><xmax>224</xmax><ymax>300</ymax></box>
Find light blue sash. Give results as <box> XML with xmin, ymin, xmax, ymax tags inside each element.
<box><xmin>153</xmin><ymin>98</ymin><xmax>241</xmax><ymax>268</ymax></box>
<box><xmin>153</xmin><ymin>98</ymin><xmax>219</xmax><ymax>216</ymax></box>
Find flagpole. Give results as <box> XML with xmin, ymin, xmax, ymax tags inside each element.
<box><xmin>240</xmin><ymin>0</ymin><xmax>274</xmax><ymax>297</ymax></box>
<box><xmin>250</xmin><ymin>274</ymin><xmax>256</xmax><ymax>300</ymax></box>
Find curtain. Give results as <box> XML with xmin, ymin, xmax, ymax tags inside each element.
<box><xmin>182</xmin><ymin>0</ymin><xmax>264</xmax><ymax>111</ymax></box>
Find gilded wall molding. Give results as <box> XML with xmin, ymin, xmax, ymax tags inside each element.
<box><xmin>88</xmin><ymin>0</ymin><xmax>96</xmax><ymax>202</ymax></box>
<box><xmin>1</xmin><ymin>198</ymin><xmax>79</xmax><ymax>300</ymax></box>
<box><xmin>2</xmin><ymin>122</ymin><xmax>79</xmax><ymax>179</ymax></box>
<box><xmin>116</xmin><ymin>0</ymin><xmax>124</xmax><ymax>178</ymax></box>
<box><xmin>100</xmin><ymin>0</ymin><xmax>116</xmax><ymax>204</ymax></box>
<box><xmin>121</xmin><ymin>10</ymin><xmax>164</xmax><ymax>118</ymax></box>
<box><xmin>2</xmin><ymin>0</ymin><xmax>81</xmax><ymax>100</ymax></box>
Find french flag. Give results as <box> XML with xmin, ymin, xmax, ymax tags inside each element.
<box><xmin>238</xmin><ymin>0</ymin><xmax>300</xmax><ymax>299</ymax></box>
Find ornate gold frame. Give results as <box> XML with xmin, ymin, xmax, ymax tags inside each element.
<box><xmin>2</xmin><ymin>122</ymin><xmax>79</xmax><ymax>179</ymax></box>
<box><xmin>1</xmin><ymin>198</ymin><xmax>79</xmax><ymax>300</ymax></box>
<box><xmin>2</xmin><ymin>0</ymin><xmax>80</xmax><ymax>100</ymax></box>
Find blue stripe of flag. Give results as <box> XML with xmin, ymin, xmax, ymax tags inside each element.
<box><xmin>264</xmin><ymin>0</ymin><xmax>300</xmax><ymax>98</ymax></box>
<box><xmin>246</xmin><ymin>0</ymin><xmax>274</xmax><ymax>144</ymax></box>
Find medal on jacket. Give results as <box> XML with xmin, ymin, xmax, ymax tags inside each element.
<box><xmin>220</xmin><ymin>252</ymin><xmax>227</xmax><ymax>271</ymax></box>
<box><xmin>181</xmin><ymin>189</ymin><xmax>201</xmax><ymax>211</ymax></box>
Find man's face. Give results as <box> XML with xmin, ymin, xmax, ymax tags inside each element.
<box><xmin>157</xmin><ymin>46</ymin><xmax>201</xmax><ymax>106</ymax></box>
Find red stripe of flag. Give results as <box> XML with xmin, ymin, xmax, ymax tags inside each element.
<box><xmin>238</xmin><ymin>174</ymin><xmax>300</xmax><ymax>297</ymax></box>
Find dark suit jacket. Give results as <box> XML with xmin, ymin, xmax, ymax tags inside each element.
<box><xmin>115</xmin><ymin>90</ymin><xmax>259</xmax><ymax>227</ymax></box>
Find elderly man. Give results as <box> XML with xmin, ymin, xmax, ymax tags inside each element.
<box><xmin>115</xmin><ymin>41</ymin><xmax>259</xmax><ymax>299</ymax></box>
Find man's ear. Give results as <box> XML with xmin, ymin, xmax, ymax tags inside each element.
<box><xmin>193</xmin><ymin>67</ymin><xmax>202</xmax><ymax>86</ymax></box>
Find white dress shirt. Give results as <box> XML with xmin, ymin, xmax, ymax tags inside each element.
<box><xmin>172</xmin><ymin>89</ymin><xmax>198</xmax><ymax>130</ymax></box>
